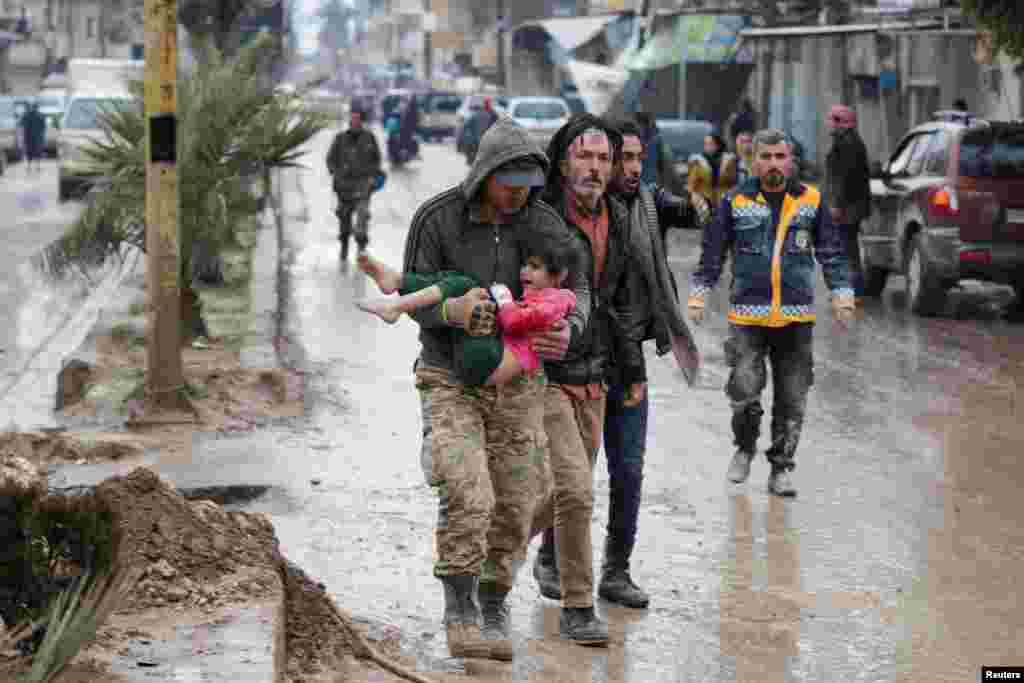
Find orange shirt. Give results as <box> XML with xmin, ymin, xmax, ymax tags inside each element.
<box><xmin>568</xmin><ymin>198</ymin><xmax>610</xmax><ymax>288</ymax></box>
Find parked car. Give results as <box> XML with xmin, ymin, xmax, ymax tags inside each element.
<box><xmin>453</xmin><ymin>94</ymin><xmax>507</xmax><ymax>150</ymax></box>
<box><xmin>418</xmin><ymin>92</ymin><xmax>461</xmax><ymax>142</ymax></box>
<box><xmin>861</xmin><ymin>112</ymin><xmax>1024</xmax><ymax>314</ymax></box>
<box><xmin>656</xmin><ymin>118</ymin><xmax>713</xmax><ymax>195</ymax></box>
<box><xmin>505</xmin><ymin>96</ymin><xmax>570</xmax><ymax>149</ymax></box>
<box><xmin>0</xmin><ymin>96</ymin><xmax>25</xmax><ymax>165</ymax></box>
<box><xmin>563</xmin><ymin>94</ymin><xmax>588</xmax><ymax>116</ymax></box>
<box><xmin>58</xmin><ymin>94</ymin><xmax>136</xmax><ymax>201</ymax></box>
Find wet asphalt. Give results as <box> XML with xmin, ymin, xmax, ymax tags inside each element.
<box><xmin>10</xmin><ymin>134</ymin><xmax>1024</xmax><ymax>680</ymax></box>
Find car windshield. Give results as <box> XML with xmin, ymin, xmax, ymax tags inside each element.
<box><xmin>36</xmin><ymin>97</ymin><xmax>64</xmax><ymax>110</ymax></box>
<box><xmin>433</xmin><ymin>97</ymin><xmax>460</xmax><ymax>113</ymax></box>
<box><xmin>959</xmin><ymin>126</ymin><xmax>1024</xmax><ymax>178</ymax></box>
<box><xmin>64</xmin><ymin>98</ymin><xmax>131</xmax><ymax>129</ymax></box>
<box><xmin>657</xmin><ymin>123</ymin><xmax>712</xmax><ymax>161</ymax></box>
<box><xmin>513</xmin><ymin>101</ymin><xmax>565</xmax><ymax>119</ymax></box>
<box><xmin>565</xmin><ymin>97</ymin><xmax>586</xmax><ymax>115</ymax></box>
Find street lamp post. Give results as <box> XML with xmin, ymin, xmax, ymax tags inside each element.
<box><xmin>496</xmin><ymin>0</ymin><xmax>506</xmax><ymax>89</ymax></box>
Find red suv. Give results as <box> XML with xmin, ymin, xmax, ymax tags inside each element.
<box><xmin>861</xmin><ymin>112</ymin><xmax>1024</xmax><ymax>315</ymax></box>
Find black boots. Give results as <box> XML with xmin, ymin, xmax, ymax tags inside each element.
<box><xmin>559</xmin><ymin>606</ymin><xmax>609</xmax><ymax>646</ymax></box>
<box><xmin>440</xmin><ymin>575</ymin><xmax>485</xmax><ymax>658</ymax></box>
<box><xmin>532</xmin><ymin>528</ymin><xmax>561</xmax><ymax>600</ymax></box>
<box><xmin>477</xmin><ymin>581</ymin><xmax>514</xmax><ymax>661</ymax></box>
<box><xmin>597</xmin><ymin>537</ymin><xmax>649</xmax><ymax>609</ymax></box>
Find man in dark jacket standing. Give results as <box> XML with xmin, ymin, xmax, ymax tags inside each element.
<box><xmin>529</xmin><ymin>114</ymin><xmax>641</xmax><ymax>645</ymax></box>
<box><xmin>824</xmin><ymin>105</ymin><xmax>871</xmax><ymax>299</ymax></box>
<box><xmin>327</xmin><ymin>107</ymin><xmax>381</xmax><ymax>261</ymax></box>
<box><xmin>403</xmin><ymin>117</ymin><xmax>591</xmax><ymax>660</ymax></box>
<box><xmin>578</xmin><ymin>118</ymin><xmax>707</xmax><ymax>610</ymax></box>
<box><xmin>458</xmin><ymin>96</ymin><xmax>500</xmax><ymax>166</ymax></box>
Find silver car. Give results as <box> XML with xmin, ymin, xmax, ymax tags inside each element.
<box><xmin>505</xmin><ymin>97</ymin><xmax>571</xmax><ymax>150</ymax></box>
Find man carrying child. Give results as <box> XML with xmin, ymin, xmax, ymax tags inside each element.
<box><xmin>396</xmin><ymin>117</ymin><xmax>591</xmax><ymax>660</ymax></box>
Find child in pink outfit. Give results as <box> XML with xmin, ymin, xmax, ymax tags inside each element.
<box><xmin>355</xmin><ymin>231</ymin><xmax>577</xmax><ymax>386</ymax></box>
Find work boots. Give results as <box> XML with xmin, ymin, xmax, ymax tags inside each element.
<box><xmin>440</xmin><ymin>575</ymin><xmax>485</xmax><ymax>659</ymax></box>
<box><xmin>598</xmin><ymin>537</ymin><xmax>649</xmax><ymax>609</ymax></box>
<box><xmin>559</xmin><ymin>606</ymin><xmax>609</xmax><ymax>646</ymax></box>
<box><xmin>532</xmin><ymin>529</ymin><xmax>562</xmax><ymax>600</ymax></box>
<box><xmin>726</xmin><ymin>449</ymin><xmax>755</xmax><ymax>483</ymax></box>
<box><xmin>768</xmin><ymin>467</ymin><xmax>797</xmax><ymax>497</ymax></box>
<box><xmin>477</xmin><ymin>582</ymin><xmax>515</xmax><ymax>661</ymax></box>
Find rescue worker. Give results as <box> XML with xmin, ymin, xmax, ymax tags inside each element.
<box><xmin>402</xmin><ymin>116</ymin><xmax>591</xmax><ymax>660</ymax></box>
<box><xmin>529</xmin><ymin>114</ymin><xmax>641</xmax><ymax>645</ymax></box>
<box><xmin>327</xmin><ymin>106</ymin><xmax>382</xmax><ymax>261</ymax></box>
<box><xmin>687</xmin><ymin>128</ymin><xmax>855</xmax><ymax>497</ymax></box>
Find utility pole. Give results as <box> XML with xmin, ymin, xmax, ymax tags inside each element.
<box><xmin>496</xmin><ymin>0</ymin><xmax>506</xmax><ymax>89</ymax></box>
<box><xmin>422</xmin><ymin>0</ymin><xmax>432</xmax><ymax>84</ymax></box>
<box><xmin>144</xmin><ymin>0</ymin><xmax>185</xmax><ymax>412</ymax></box>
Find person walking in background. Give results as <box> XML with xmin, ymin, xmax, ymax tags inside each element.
<box><xmin>458</xmin><ymin>97</ymin><xmax>499</xmax><ymax>166</ymax></box>
<box><xmin>327</xmin><ymin>106</ymin><xmax>382</xmax><ymax>261</ymax></box>
<box><xmin>688</xmin><ymin>133</ymin><xmax>737</xmax><ymax>213</ymax></box>
<box><xmin>735</xmin><ymin>131</ymin><xmax>755</xmax><ymax>184</ymax></box>
<box><xmin>725</xmin><ymin>98</ymin><xmax>757</xmax><ymax>150</ymax></box>
<box><xmin>21</xmin><ymin>102</ymin><xmax>46</xmax><ymax>174</ymax></box>
<box><xmin>688</xmin><ymin>128</ymin><xmax>855</xmax><ymax>498</ymax></box>
<box><xmin>824</xmin><ymin>105</ymin><xmax>871</xmax><ymax>300</ymax></box>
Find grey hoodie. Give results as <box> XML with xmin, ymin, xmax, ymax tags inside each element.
<box><xmin>401</xmin><ymin>116</ymin><xmax>592</xmax><ymax>373</ymax></box>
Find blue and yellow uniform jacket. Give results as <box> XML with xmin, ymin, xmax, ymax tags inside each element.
<box><xmin>688</xmin><ymin>177</ymin><xmax>853</xmax><ymax>327</ymax></box>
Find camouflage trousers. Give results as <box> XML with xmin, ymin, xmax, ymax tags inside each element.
<box><xmin>530</xmin><ymin>385</ymin><xmax>606</xmax><ymax>608</ymax></box>
<box><xmin>415</xmin><ymin>364</ymin><xmax>548</xmax><ymax>591</ymax></box>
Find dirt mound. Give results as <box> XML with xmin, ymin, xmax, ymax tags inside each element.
<box><xmin>0</xmin><ymin>431</ymin><xmax>145</xmax><ymax>468</ymax></box>
<box><xmin>281</xmin><ymin>562</ymin><xmax>433</xmax><ymax>683</ymax></box>
<box><xmin>94</xmin><ymin>468</ymin><xmax>281</xmax><ymax>613</ymax></box>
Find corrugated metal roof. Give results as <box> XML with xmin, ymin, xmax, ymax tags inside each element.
<box><xmin>513</xmin><ymin>15</ymin><xmax>622</xmax><ymax>53</ymax></box>
<box><xmin>740</xmin><ymin>21</ymin><xmax>945</xmax><ymax>38</ymax></box>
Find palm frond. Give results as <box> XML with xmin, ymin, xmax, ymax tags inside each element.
<box><xmin>7</xmin><ymin>563</ymin><xmax>143</xmax><ymax>683</ymax></box>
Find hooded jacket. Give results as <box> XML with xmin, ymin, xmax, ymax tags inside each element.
<box><xmin>541</xmin><ymin>114</ymin><xmax>645</xmax><ymax>387</ymax></box>
<box><xmin>401</xmin><ymin>116</ymin><xmax>591</xmax><ymax>374</ymax></box>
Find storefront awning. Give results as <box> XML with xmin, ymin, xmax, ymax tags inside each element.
<box><xmin>622</xmin><ymin>14</ymin><xmax>754</xmax><ymax>70</ymax></box>
<box><xmin>512</xmin><ymin>13</ymin><xmax>636</xmax><ymax>63</ymax></box>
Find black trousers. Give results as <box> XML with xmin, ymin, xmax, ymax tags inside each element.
<box><xmin>725</xmin><ymin>323</ymin><xmax>814</xmax><ymax>472</ymax></box>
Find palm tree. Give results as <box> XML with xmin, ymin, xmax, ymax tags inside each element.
<box><xmin>68</xmin><ymin>35</ymin><xmax>330</xmax><ymax>338</ymax></box>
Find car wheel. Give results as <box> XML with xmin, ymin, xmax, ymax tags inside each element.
<box><xmin>904</xmin><ymin>233</ymin><xmax>946</xmax><ymax>316</ymax></box>
<box><xmin>859</xmin><ymin>237</ymin><xmax>888</xmax><ymax>297</ymax></box>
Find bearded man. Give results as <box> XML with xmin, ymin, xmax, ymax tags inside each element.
<box><xmin>528</xmin><ymin>114</ymin><xmax>643</xmax><ymax>645</ymax></box>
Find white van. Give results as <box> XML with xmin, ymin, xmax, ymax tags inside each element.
<box><xmin>58</xmin><ymin>93</ymin><xmax>135</xmax><ymax>201</ymax></box>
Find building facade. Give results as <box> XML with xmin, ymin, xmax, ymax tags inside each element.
<box><xmin>0</xmin><ymin>0</ymin><xmax>144</xmax><ymax>94</ymax></box>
